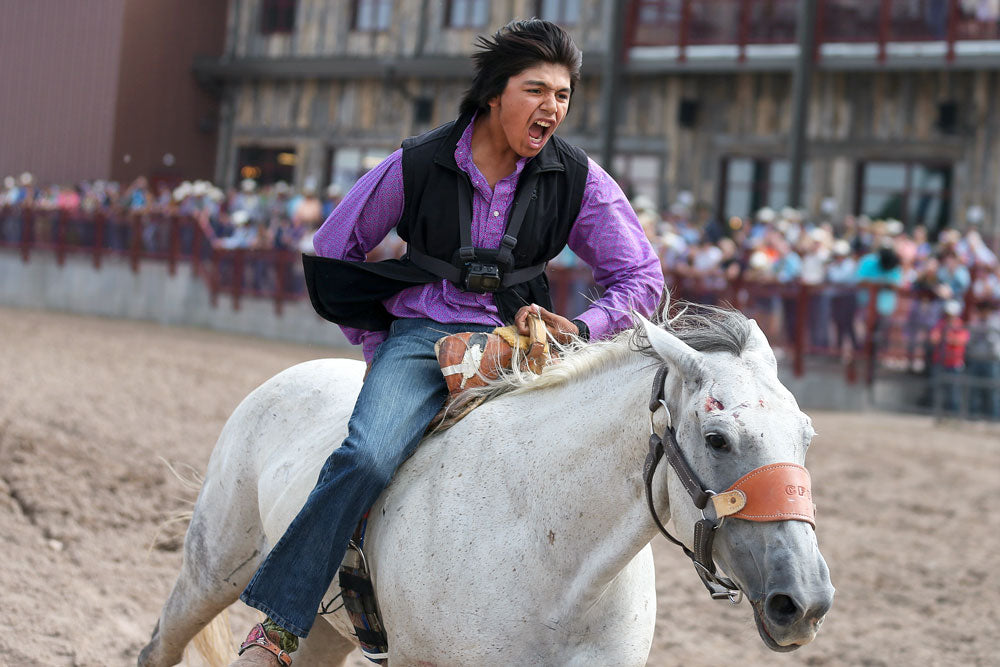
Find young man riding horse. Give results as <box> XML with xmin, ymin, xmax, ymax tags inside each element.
<box><xmin>233</xmin><ymin>19</ymin><xmax>663</xmax><ymax>665</ymax></box>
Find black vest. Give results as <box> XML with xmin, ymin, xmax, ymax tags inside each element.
<box><xmin>303</xmin><ymin>113</ymin><xmax>589</xmax><ymax>331</ymax></box>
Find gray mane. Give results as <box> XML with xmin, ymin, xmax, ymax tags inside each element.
<box><xmin>632</xmin><ymin>302</ymin><xmax>753</xmax><ymax>358</ymax></box>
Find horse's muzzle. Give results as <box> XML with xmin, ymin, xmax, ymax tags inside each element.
<box><xmin>753</xmin><ymin>553</ymin><xmax>835</xmax><ymax>651</ymax></box>
<box><xmin>716</xmin><ymin>517</ymin><xmax>834</xmax><ymax>652</ymax></box>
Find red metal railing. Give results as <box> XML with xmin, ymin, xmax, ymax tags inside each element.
<box><xmin>4</xmin><ymin>205</ymin><xmax>996</xmax><ymax>384</ymax></box>
<box><xmin>627</xmin><ymin>0</ymin><xmax>1000</xmax><ymax>64</ymax></box>
<box><xmin>0</xmin><ymin>205</ymin><xmax>301</xmax><ymax>315</ymax></box>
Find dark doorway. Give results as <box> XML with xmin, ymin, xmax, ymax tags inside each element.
<box><xmin>235</xmin><ymin>146</ymin><xmax>296</xmax><ymax>186</ymax></box>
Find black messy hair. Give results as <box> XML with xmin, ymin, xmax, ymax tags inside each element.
<box><xmin>459</xmin><ymin>18</ymin><xmax>582</xmax><ymax>117</ymax></box>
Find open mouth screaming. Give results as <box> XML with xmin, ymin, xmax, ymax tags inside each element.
<box><xmin>527</xmin><ymin>119</ymin><xmax>553</xmax><ymax>149</ymax></box>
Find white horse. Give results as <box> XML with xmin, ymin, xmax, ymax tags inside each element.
<box><xmin>139</xmin><ymin>306</ymin><xmax>834</xmax><ymax>666</ymax></box>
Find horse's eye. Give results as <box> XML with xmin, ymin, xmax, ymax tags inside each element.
<box><xmin>705</xmin><ymin>433</ymin><xmax>729</xmax><ymax>451</ymax></box>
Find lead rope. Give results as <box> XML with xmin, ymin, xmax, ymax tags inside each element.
<box><xmin>643</xmin><ymin>365</ymin><xmax>743</xmax><ymax>605</ymax></box>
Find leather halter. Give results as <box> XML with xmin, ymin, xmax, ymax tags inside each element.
<box><xmin>643</xmin><ymin>365</ymin><xmax>816</xmax><ymax>605</ymax></box>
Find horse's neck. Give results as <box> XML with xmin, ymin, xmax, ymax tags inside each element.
<box><xmin>514</xmin><ymin>355</ymin><xmax>665</xmax><ymax>620</ymax></box>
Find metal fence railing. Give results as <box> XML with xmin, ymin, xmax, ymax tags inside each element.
<box><xmin>0</xmin><ymin>205</ymin><xmax>305</xmax><ymax>314</ymax></box>
<box><xmin>3</xmin><ymin>204</ymin><xmax>998</xmax><ymax>414</ymax></box>
<box><xmin>627</xmin><ymin>0</ymin><xmax>1000</xmax><ymax>63</ymax></box>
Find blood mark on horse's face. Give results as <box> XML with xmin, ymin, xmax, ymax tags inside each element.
<box><xmin>705</xmin><ymin>397</ymin><xmax>725</xmax><ymax>412</ymax></box>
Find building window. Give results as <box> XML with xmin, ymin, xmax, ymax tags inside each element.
<box><xmin>720</xmin><ymin>157</ymin><xmax>811</xmax><ymax>220</ymax></box>
<box><xmin>636</xmin><ymin>0</ymin><xmax>681</xmax><ymax>25</ymax></box>
<box><xmin>260</xmin><ymin>0</ymin><xmax>297</xmax><ymax>35</ymax></box>
<box><xmin>412</xmin><ymin>96</ymin><xmax>434</xmax><ymax>125</ymax></box>
<box><xmin>328</xmin><ymin>147</ymin><xmax>392</xmax><ymax>195</ymax></box>
<box><xmin>631</xmin><ymin>0</ymin><xmax>795</xmax><ymax>46</ymax></box>
<box><xmin>236</xmin><ymin>146</ymin><xmax>297</xmax><ymax>186</ymax></box>
<box><xmin>632</xmin><ymin>0</ymin><xmax>683</xmax><ymax>46</ymax></box>
<box><xmin>613</xmin><ymin>154</ymin><xmax>662</xmax><ymax>210</ymax></box>
<box><xmin>856</xmin><ymin>161</ymin><xmax>951</xmax><ymax>235</ymax></box>
<box><xmin>447</xmin><ymin>0</ymin><xmax>489</xmax><ymax>28</ymax></box>
<box><xmin>745</xmin><ymin>0</ymin><xmax>798</xmax><ymax>44</ymax></box>
<box><xmin>353</xmin><ymin>0</ymin><xmax>393</xmax><ymax>31</ymax></box>
<box><xmin>537</xmin><ymin>0</ymin><xmax>581</xmax><ymax>26</ymax></box>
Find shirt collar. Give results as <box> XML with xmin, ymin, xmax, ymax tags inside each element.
<box><xmin>454</xmin><ymin>111</ymin><xmax>530</xmax><ymax>183</ymax></box>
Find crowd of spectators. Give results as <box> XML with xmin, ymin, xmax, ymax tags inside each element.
<box><xmin>3</xmin><ymin>172</ymin><xmax>999</xmax><ymax>417</ymax></box>
<box><xmin>629</xmin><ymin>193</ymin><xmax>1000</xmax><ymax>417</ymax></box>
<box><xmin>1</xmin><ymin>172</ymin><xmax>343</xmax><ymax>256</ymax></box>
<box><xmin>630</xmin><ymin>193</ymin><xmax>999</xmax><ymax>304</ymax></box>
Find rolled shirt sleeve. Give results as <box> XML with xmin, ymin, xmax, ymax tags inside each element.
<box><xmin>566</xmin><ymin>158</ymin><xmax>665</xmax><ymax>340</ymax></box>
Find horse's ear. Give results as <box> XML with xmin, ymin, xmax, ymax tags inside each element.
<box><xmin>638</xmin><ymin>315</ymin><xmax>705</xmax><ymax>381</ymax></box>
<box><xmin>746</xmin><ymin>319</ymin><xmax>777</xmax><ymax>369</ymax></box>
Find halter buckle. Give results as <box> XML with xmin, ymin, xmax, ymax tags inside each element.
<box><xmin>693</xmin><ymin>561</ymin><xmax>744</xmax><ymax>605</ymax></box>
<box><xmin>648</xmin><ymin>398</ymin><xmax>669</xmax><ymax>435</ymax></box>
<box><xmin>715</xmin><ymin>587</ymin><xmax>744</xmax><ymax>605</ymax></box>
<box><xmin>699</xmin><ymin>490</ymin><xmax>723</xmax><ymax>528</ymax></box>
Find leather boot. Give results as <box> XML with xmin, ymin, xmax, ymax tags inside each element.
<box><xmin>231</xmin><ymin>623</ymin><xmax>293</xmax><ymax>666</ymax></box>
<box><xmin>229</xmin><ymin>645</ymin><xmax>287</xmax><ymax>666</ymax></box>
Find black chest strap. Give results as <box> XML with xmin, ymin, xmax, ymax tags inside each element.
<box><xmin>407</xmin><ymin>170</ymin><xmax>545</xmax><ymax>289</ymax></box>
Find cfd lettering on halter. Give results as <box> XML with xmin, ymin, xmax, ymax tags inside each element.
<box><xmin>643</xmin><ymin>365</ymin><xmax>817</xmax><ymax>605</ymax></box>
<box><xmin>710</xmin><ymin>463</ymin><xmax>815</xmax><ymax>525</ymax></box>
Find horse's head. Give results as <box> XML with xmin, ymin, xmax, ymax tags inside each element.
<box><xmin>639</xmin><ymin>311</ymin><xmax>834</xmax><ymax>651</ymax></box>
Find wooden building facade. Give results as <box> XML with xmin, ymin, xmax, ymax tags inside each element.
<box><xmin>203</xmin><ymin>0</ymin><xmax>1000</xmax><ymax>238</ymax></box>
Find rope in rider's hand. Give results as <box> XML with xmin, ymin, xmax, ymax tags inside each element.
<box><xmin>514</xmin><ymin>303</ymin><xmax>580</xmax><ymax>345</ymax></box>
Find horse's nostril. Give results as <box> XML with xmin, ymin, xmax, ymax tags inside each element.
<box><xmin>765</xmin><ymin>593</ymin><xmax>801</xmax><ymax>625</ymax></box>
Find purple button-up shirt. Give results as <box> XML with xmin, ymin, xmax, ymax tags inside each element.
<box><xmin>313</xmin><ymin>121</ymin><xmax>664</xmax><ymax>362</ymax></box>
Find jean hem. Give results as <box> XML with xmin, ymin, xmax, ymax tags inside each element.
<box><xmin>238</xmin><ymin>592</ymin><xmax>311</xmax><ymax>639</ymax></box>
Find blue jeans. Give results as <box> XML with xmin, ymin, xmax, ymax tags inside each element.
<box><xmin>932</xmin><ymin>366</ymin><xmax>964</xmax><ymax>414</ymax></box>
<box><xmin>240</xmin><ymin>318</ymin><xmax>495</xmax><ymax>636</ymax></box>
<box><xmin>968</xmin><ymin>359</ymin><xmax>1000</xmax><ymax>419</ymax></box>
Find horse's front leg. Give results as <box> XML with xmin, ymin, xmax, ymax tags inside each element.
<box><xmin>140</xmin><ymin>458</ymin><xmax>266</xmax><ymax>666</ymax></box>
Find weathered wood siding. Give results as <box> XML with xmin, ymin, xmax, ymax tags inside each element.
<box><xmin>229</xmin><ymin>74</ymin><xmax>474</xmax><ymax>188</ymax></box>
<box><xmin>233</xmin><ymin>77</ymin><xmax>470</xmax><ymax>136</ymax></box>
<box><xmin>223</xmin><ymin>2</ymin><xmax>999</xmax><ymax>228</ymax></box>
<box><xmin>229</xmin><ymin>0</ymin><xmax>607</xmax><ymax>58</ymax></box>
<box><xmin>647</xmin><ymin>69</ymin><xmax>999</xmax><ymax>224</ymax></box>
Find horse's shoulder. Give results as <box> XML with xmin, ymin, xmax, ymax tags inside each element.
<box><xmin>227</xmin><ymin>358</ymin><xmax>364</xmax><ymax>423</ymax></box>
<box><xmin>275</xmin><ymin>357</ymin><xmax>365</xmax><ymax>379</ymax></box>
<box><xmin>261</xmin><ymin>357</ymin><xmax>365</xmax><ymax>390</ymax></box>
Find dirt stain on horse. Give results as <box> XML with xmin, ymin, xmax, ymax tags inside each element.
<box><xmin>547</xmin><ymin>529</ymin><xmax>556</xmax><ymax>545</ymax></box>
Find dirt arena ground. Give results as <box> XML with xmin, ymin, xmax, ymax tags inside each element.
<box><xmin>1</xmin><ymin>305</ymin><xmax>998</xmax><ymax>667</ymax></box>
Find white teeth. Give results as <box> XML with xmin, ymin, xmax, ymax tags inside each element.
<box><xmin>535</xmin><ymin>121</ymin><xmax>551</xmax><ymax>127</ymax></box>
